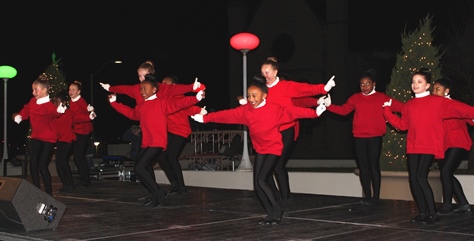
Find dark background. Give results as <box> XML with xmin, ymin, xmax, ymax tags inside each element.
<box><xmin>1</xmin><ymin>0</ymin><xmax>472</xmax><ymax>147</ymax></box>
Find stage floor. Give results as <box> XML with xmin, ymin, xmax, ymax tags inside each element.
<box><xmin>1</xmin><ymin>177</ymin><xmax>474</xmax><ymax>241</ymax></box>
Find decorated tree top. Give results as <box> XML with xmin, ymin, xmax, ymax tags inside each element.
<box><xmin>44</xmin><ymin>52</ymin><xmax>67</xmax><ymax>98</ymax></box>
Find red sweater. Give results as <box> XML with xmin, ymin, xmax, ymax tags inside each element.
<box><xmin>384</xmin><ymin>95</ymin><xmax>474</xmax><ymax>159</ymax></box>
<box><xmin>111</xmin><ymin>96</ymin><xmax>198</xmax><ymax>149</ymax></box>
<box><xmin>267</xmin><ymin>79</ymin><xmax>327</xmax><ymax>140</ymax></box>
<box><xmin>18</xmin><ymin>97</ymin><xmax>61</xmax><ymax>143</ymax></box>
<box><xmin>167</xmin><ymin>96</ymin><xmax>202</xmax><ymax>138</ymax></box>
<box><xmin>443</xmin><ymin>98</ymin><xmax>474</xmax><ymax>151</ymax></box>
<box><xmin>203</xmin><ymin>102</ymin><xmax>318</xmax><ymax>156</ymax></box>
<box><xmin>327</xmin><ymin>92</ymin><xmax>404</xmax><ymax>137</ymax></box>
<box><xmin>53</xmin><ymin>110</ymin><xmax>76</xmax><ymax>143</ymax></box>
<box><xmin>69</xmin><ymin>97</ymin><xmax>93</xmax><ymax>135</ymax></box>
<box><xmin>109</xmin><ymin>83</ymin><xmax>193</xmax><ymax>106</ymax></box>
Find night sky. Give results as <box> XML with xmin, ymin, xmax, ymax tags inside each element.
<box><xmin>1</xmin><ymin>0</ymin><xmax>472</xmax><ymax>146</ymax></box>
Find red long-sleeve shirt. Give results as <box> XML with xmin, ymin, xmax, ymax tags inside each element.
<box><xmin>167</xmin><ymin>96</ymin><xmax>202</xmax><ymax>138</ymax></box>
<box><xmin>443</xmin><ymin>98</ymin><xmax>474</xmax><ymax>151</ymax></box>
<box><xmin>384</xmin><ymin>95</ymin><xmax>474</xmax><ymax>159</ymax></box>
<box><xmin>267</xmin><ymin>79</ymin><xmax>327</xmax><ymax>140</ymax></box>
<box><xmin>203</xmin><ymin>102</ymin><xmax>318</xmax><ymax>156</ymax></box>
<box><xmin>327</xmin><ymin>92</ymin><xmax>404</xmax><ymax>137</ymax></box>
<box><xmin>110</xmin><ymin>96</ymin><xmax>198</xmax><ymax>149</ymax></box>
<box><xmin>68</xmin><ymin>97</ymin><xmax>93</xmax><ymax>135</ymax></box>
<box><xmin>18</xmin><ymin>97</ymin><xmax>61</xmax><ymax>143</ymax></box>
<box><xmin>53</xmin><ymin>110</ymin><xmax>76</xmax><ymax>143</ymax></box>
<box><xmin>109</xmin><ymin>83</ymin><xmax>193</xmax><ymax>106</ymax></box>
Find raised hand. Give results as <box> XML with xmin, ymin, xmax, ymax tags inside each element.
<box><xmin>191</xmin><ymin>114</ymin><xmax>204</xmax><ymax>123</ymax></box>
<box><xmin>100</xmin><ymin>82</ymin><xmax>110</xmax><ymax>91</ymax></box>
<box><xmin>193</xmin><ymin>78</ymin><xmax>206</xmax><ymax>92</ymax></box>
<box><xmin>200</xmin><ymin>106</ymin><xmax>208</xmax><ymax>115</ymax></box>
<box><xmin>57</xmin><ymin>104</ymin><xmax>67</xmax><ymax>114</ymax></box>
<box><xmin>196</xmin><ymin>90</ymin><xmax>205</xmax><ymax>101</ymax></box>
<box><xmin>109</xmin><ymin>94</ymin><xmax>117</xmax><ymax>103</ymax></box>
<box><xmin>382</xmin><ymin>99</ymin><xmax>392</xmax><ymax>107</ymax></box>
<box><xmin>324</xmin><ymin>75</ymin><xmax>336</xmax><ymax>92</ymax></box>
<box><xmin>87</xmin><ymin>104</ymin><xmax>95</xmax><ymax>112</ymax></box>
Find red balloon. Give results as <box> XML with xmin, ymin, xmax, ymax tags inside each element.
<box><xmin>230</xmin><ymin>32</ymin><xmax>259</xmax><ymax>51</ymax></box>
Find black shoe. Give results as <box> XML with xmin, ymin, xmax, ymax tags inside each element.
<box><xmin>360</xmin><ymin>198</ymin><xmax>375</xmax><ymax>205</ymax></box>
<box><xmin>177</xmin><ymin>187</ymin><xmax>187</xmax><ymax>194</ymax></box>
<box><xmin>453</xmin><ymin>204</ymin><xmax>471</xmax><ymax>213</ymax></box>
<box><xmin>420</xmin><ymin>215</ymin><xmax>440</xmax><ymax>224</ymax></box>
<box><xmin>410</xmin><ymin>214</ymin><xmax>427</xmax><ymax>223</ymax></box>
<box><xmin>143</xmin><ymin>199</ymin><xmax>159</xmax><ymax>207</ymax></box>
<box><xmin>437</xmin><ymin>204</ymin><xmax>453</xmax><ymax>215</ymax></box>
<box><xmin>258</xmin><ymin>218</ymin><xmax>280</xmax><ymax>225</ymax></box>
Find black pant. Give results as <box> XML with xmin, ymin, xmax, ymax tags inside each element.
<box><xmin>407</xmin><ymin>154</ymin><xmax>436</xmax><ymax>215</ymax></box>
<box><xmin>354</xmin><ymin>136</ymin><xmax>382</xmax><ymax>201</ymax></box>
<box><xmin>158</xmin><ymin>132</ymin><xmax>187</xmax><ymax>189</ymax></box>
<box><xmin>73</xmin><ymin>133</ymin><xmax>91</xmax><ymax>184</ymax></box>
<box><xmin>29</xmin><ymin>139</ymin><xmax>55</xmax><ymax>195</ymax></box>
<box><xmin>254</xmin><ymin>153</ymin><xmax>281</xmax><ymax>218</ymax></box>
<box><xmin>267</xmin><ymin>127</ymin><xmax>295</xmax><ymax>201</ymax></box>
<box><xmin>439</xmin><ymin>148</ymin><xmax>469</xmax><ymax>205</ymax></box>
<box><xmin>136</xmin><ymin>147</ymin><xmax>166</xmax><ymax>201</ymax></box>
<box><xmin>55</xmin><ymin>141</ymin><xmax>74</xmax><ymax>188</ymax></box>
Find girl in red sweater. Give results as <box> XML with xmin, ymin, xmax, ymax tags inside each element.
<box><xmin>260</xmin><ymin>57</ymin><xmax>335</xmax><ymax>208</ymax></box>
<box><xmin>53</xmin><ymin>90</ymin><xmax>76</xmax><ymax>192</ymax></box>
<box><xmin>69</xmin><ymin>81</ymin><xmax>96</xmax><ymax>187</ymax></box>
<box><xmin>158</xmin><ymin>75</ymin><xmax>206</xmax><ymax>194</ymax></box>
<box><xmin>431</xmin><ymin>78</ymin><xmax>472</xmax><ymax>214</ymax></box>
<box><xmin>326</xmin><ymin>69</ymin><xmax>404</xmax><ymax>205</ymax></box>
<box><xmin>12</xmin><ymin>75</ymin><xmax>66</xmax><ymax>195</ymax></box>
<box><xmin>383</xmin><ymin>68</ymin><xmax>474</xmax><ymax>224</ymax></box>
<box><xmin>109</xmin><ymin>78</ymin><xmax>204</xmax><ymax>207</ymax></box>
<box><xmin>192</xmin><ymin>78</ymin><xmax>326</xmax><ymax>225</ymax></box>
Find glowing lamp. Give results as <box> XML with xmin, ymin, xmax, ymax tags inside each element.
<box><xmin>230</xmin><ymin>32</ymin><xmax>259</xmax><ymax>51</ymax></box>
<box><xmin>0</xmin><ymin>65</ymin><xmax>17</xmax><ymax>79</ymax></box>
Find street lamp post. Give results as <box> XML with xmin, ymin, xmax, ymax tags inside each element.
<box><xmin>230</xmin><ymin>32</ymin><xmax>260</xmax><ymax>171</ymax></box>
<box><xmin>0</xmin><ymin>65</ymin><xmax>18</xmax><ymax>176</ymax></box>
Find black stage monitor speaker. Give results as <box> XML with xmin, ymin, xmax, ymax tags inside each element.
<box><xmin>0</xmin><ymin>177</ymin><xmax>67</xmax><ymax>232</ymax></box>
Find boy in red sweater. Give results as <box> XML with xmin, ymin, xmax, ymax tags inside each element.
<box><xmin>431</xmin><ymin>78</ymin><xmax>473</xmax><ymax>215</ymax></box>
<box><xmin>109</xmin><ymin>78</ymin><xmax>205</xmax><ymax>207</ymax></box>
<box><xmin>13</xmin><ymin>75</ymin><xmax>66</xmax><ymax>195</ymax></box>
<box><xmin>383</xmin><ymin>68</ymin><xmax>474</xmax><ymax>224</ymax></box>
<box><xmin>325</xmin><ymin>69</ymin><xmax>404</xmax><ymax>205</ymax></box>
<box><xmin>191</xmin><ymin>78</ymin><xmax>326</xmax><ymax>225</ymax></box>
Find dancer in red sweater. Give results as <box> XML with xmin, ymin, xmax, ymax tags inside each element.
<box><xmin>383</xmin><ymin>68</ymin><xmax>474</xmax><ymax>224</ymax></box>
<box><xmin>326</xmin><ymin>69</ymin><xmax>404</xmax><ymax>205</ymax></box>
<box><xmin>52</xmin><ymin>90</ymin><xmax>77</xmax><ymax>192</ymax></box>
<box><xmin>260</xmin><ymin>57</ymin><xmax>335</xmax><ymax>208</ymax></box>
<box><xmin>192</xmin><ymin>78</ymin><xmax>327</xmax><ymax>225</ymax></box>
<box><xmin>68</xmin><ymin>81</ymin><xmax>96</xmax><ymax>187</ymax></box>
<box><xmin>431</xmin><ymin>78</ymin><xmax>472</xmax><ymax>215</ymax></box>
<box><xmin>158</xmin><ymin>75</ymin><xmax>206</xmax><ymax>194</ymax></box>
<box><xmin>109</xmin><ymin>78</ymin><xmax>205</xmax><ymax>207</ymax></box>
<box><xmin>12</xmin><ymin>75</ymin><xmax>66</xmax><ymax>195</ymax></box>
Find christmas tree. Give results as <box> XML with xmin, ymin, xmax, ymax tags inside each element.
<box><xmin>44</xmin><ymin>52</ymin><xmax>67</xmax><ymax>98</ymax></box>
<box><xmin>380</xmin><ymin>15</ymin><xmax>442</xmax><ymax>171</ymax></box>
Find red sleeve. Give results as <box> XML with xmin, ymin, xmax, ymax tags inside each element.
<box><xmin>110</xmin><ymin>102</ymin><xmax>139</xmax><ymax>121</ymax></box>
<box><xmin>388</xmin><ymin>97</ymin><xmax>404</xmax><ymax>113</ymax></box>
<box><xmin>204</xmin><ymin>106</ymin><xmax>247</xmax><ymax>125</ymax></box>
<box><xmin>442</xmin><ymin>99</ymin><xmax>474</xmax><ymax>119</ymax></box>
<box><xmin>46</xmin><ymin>103</ymin><xmax>62</xmax><ymax>119</ymax></box>
<box><xmin>278</xmin><ymin>105</ymin><xmax>317</xmax><ymax>123</ymax></box>
<box><xmin>384</xmin><ymin>106</ymin><xmax>408</xmax><ymax>131</ymax></box>
<box><xmin>162</xmin><ymin>96</ymin><xmax>199</xmax><ymax>115</ymax></box>
<box><xmin>157</xmin><ymin>83</ymin><xmax>193</xmax><ymax>98</ymax></box>
<box><xmin>18</xmin><ymin>100</ymin><xmax>32</xmax><ymax>120</ymax></box>
<box><xmin>286</xmin><ymin>81</ymin><xmax>327</xmax><ymax>97</ymax></box>
<box><xmin>180</xmin><ymin>105</ymin><xmax>202</xmax><ymax>116</ymax></box>
<box><xmin>292</xmin><ymin>97</ymin><xmax>319</xmax><ymax>108</ymax></box>
<box><xmin>327</xmin><ymin>95</ymin><xmax>356</xmax><ymax>116</ymax></box>
<box><xmin>109</xmin><ymin>84</ymin><xmax>139</xmax><ymax>99</ymax></box>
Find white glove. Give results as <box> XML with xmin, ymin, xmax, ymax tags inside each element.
<box><xmin>239</xmin><ymin>98</ymin><xmax>248</xmax><ymax>105</ymax></box>
<box><xmin>14</xmin><ymin>115</ymin><xmax>22</xmax><ymax>124</ymax></box>
<box><xmin>200</xmin><ymin>106</ymin><xmax>208</xmax><ymax>115</ymax></box>
<box><xmin>57</xmin><ymin>104</ymin><xmax>67</xmax><ymax>114</ymax></box>
<box><xmin>324</xmin><ymin>75</ymin><xmax>336</xmax><ymax>92</ymax></box>
<box><xmin>382</xmin><ymin>99</ymin><xmax>392</xmax><ymax>107</ymax></box>
<box><xmin>193</xmin><ymin>78</ymin><xmax>201</xmax><ymax>91</ymax></box>
<box><xmin>89</xmin><ymin>111</ymin><xmax>97</xmax><ymax>120</ymax></box>
<box><xmin>196</xmin><ymin>90</ymin><xmax>205</xmax><ymax>101</ymax></box>
<box><xmin>317</xmin><ymin>96</ymin><xmax>326</xmax><ymax>105</ymax></box>
<box><xmin>100</xmin><ymin>82</ymin><xmax>110</xmax><ymax>91</ymax></box>
<box><xmin>109</xmin><ymin>95</ymin><xmax>117</xmax><ymax>103</ymax></box>
<box><xmin>324</xmin><ymin>94</ymin><xmax>331</xmax><ymax>107</ymax></box>
<box><xmin>191</xmin><ymin>114</ymin><xmax>204</xmax><ymax>123</ymax></box>
<box><xmin>316</xmin><ymin>104</ymin><xmax>326</xmax><ymax>116</ymax></box>
<box><xmin>87</xmin><ymin>104</ymin><xmax>95</xmax><ymax>112</ymax></box>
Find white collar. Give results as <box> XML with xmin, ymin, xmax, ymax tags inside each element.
<box><xmin>36</xmin><ymin>95</ymin><xmax>50</xmax><ymax>105</ymax></box>
<box><xmin>255</xmin><ymin>99</ymin><xmax>266</xmax><ymax>109</ymax></box>
<box><xmin>362</xmin><ymin>88</ymin><xmax>376</xmax><ymax>96</ymax></box>
<box><xmin>415</xmin><ymin>91</ymin><xmax>430</xmax><ymax>98</ymax></box>
<box><xmin>267</xmin><ymin>77</ymin><xmax>280</xmax><ymax>88</ymax></box>
<box><xmin>444</xmin><ymin>95</ymin><xmax>451</xmax><ymax>99</ymax></box>
<box><xmin>71</xmin><ymin>95</ymin><xmax>81</xmax><ymax>102</ymax></box>
<box><xmin>145</xmin><ymin>94</ymin><xmax>157</xmax><ymax>101</ymax></box>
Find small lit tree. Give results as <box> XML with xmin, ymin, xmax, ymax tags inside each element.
<box><xmin>380</xmin><ymin>15</ymin><xmax>442</xmax><ymax>171</ymax></box>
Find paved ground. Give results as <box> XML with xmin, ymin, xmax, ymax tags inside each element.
<box><xmin>1</xmin><ymin>177</ymin><xmax>474</xmax><ymax>240</ymax></box>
